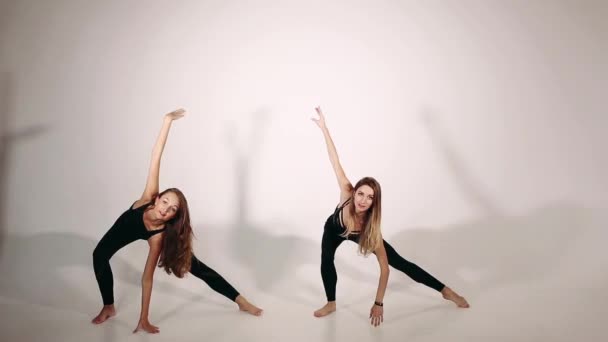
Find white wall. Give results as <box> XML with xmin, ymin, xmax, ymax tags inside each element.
<box><xmin>1</xmin><ymin>1</ymin><xmax>607</xmax><ymax>339</ymax></box>
<box><xmin>2</xmin><ymin>0</ymin><xmax>606</xmax><ymax>236</ymax></box>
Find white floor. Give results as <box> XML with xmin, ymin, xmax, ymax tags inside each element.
<box><xmin>1</xmin><ymin>205</ymin><xmax>607</xmax><ymax>342</ymax></box>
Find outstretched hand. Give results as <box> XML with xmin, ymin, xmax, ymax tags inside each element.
<box><xmin>133</xmin><ymin>320</ymin><xmax>160</xmax><ymax>334</ymax></box>
<box><xmin>369</xmin><ymin>304</ymin><xmax>384</xmax><ymax>327</ymax></box>
<box><xmin>165</xmin><ymin>108</ymin><xmax>186</xmax><ymax>121</ymax></box>
<box><xmin>311</xmin><ymin>106</ymin><xmax>327</xmax><ymax>129</ymax></box>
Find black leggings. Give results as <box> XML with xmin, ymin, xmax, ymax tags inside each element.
<box><xmin>93</xmin><ymin>248</ymin><xmax>240</xmax><ymax>305</ymax></box>
<box><xmin>93</xmin><ymin>218</ymin><xmax>239</xmax><ymax>305</ymax></box>
<box><xmin>93</xmin><ymin>217</ymin><xmax>144</xmax><ymax>305</ymax></box>
<box><xmin>189</xmin><ymin>255</ymin><xmax>239</xmax><ymax>302</ymax></box>
<box><xmin>320</xmin><ymin>225</ymin><xmax>445</xmax><ymax>302</ymax></box>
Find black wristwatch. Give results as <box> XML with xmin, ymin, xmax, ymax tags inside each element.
<box><xmin>374</xmin><ymin>301</ymin><xmax>383</xmax><ymax>307</ymax></box>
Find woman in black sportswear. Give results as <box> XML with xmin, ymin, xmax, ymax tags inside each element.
<box><xmin>311</xmin><ymin>106</ymin><xmax>469</xmax><ymax>327</ymax></box>
<box><xmin>91</xmin><ymin>109</ymin><xmax>262</xmax><ymax>334</ymax></box>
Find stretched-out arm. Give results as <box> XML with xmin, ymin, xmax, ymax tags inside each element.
<box><xmin>134</xmin><ymin>109</ymin><xmax>185</xmax><ymax>209</ymax></box>
<box><xmin>133</xmin><ymin>235</ymin><xmax>163</xmax><ymax>334</ymax></box>
<box><xmin>370</xmin><ymin>241</ymin><xmax>389</xmax><ymax>327</ymax></box>
<box><xmin>312</xmin><ymin>106</ymin><xmax>353</xmax><ymax>203</ymax></box>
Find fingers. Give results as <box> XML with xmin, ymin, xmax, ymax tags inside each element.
<box><xmin>369</xmin><ymin>311</ymin><xmax>383</xmax><ymax>327</ymax></box>
<box><xmin>314</xmin><ymin>106</ymin><xmax>324</xmax><ymax>118</ymax></box>
<box><xmin>166</xmin><ymin>108</ymin><xmax>186</xmax><ymax>120</ymax></box>
<box><xmin>312</xmin><ymin>106</ymin><xmax>325</xmax><ymax>128</ymax></box>
<box><xmin>316</xmin><ymin>110</ymin><xmax>324</xmax><ymax>120</ymax></box>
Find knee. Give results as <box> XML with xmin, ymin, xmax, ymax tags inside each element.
<box><xmin>92</xmin><ymin>247</ymin><xmax>100</xmax><ymax>262</ymax></box>
<box><xmin>93</xmin><ymin>245</ymin><xmax>101</xmax><ymax>259</ymax></box>
<box><xmin>93</xmin><ymin>246</ymin><xmax>109</xmax><ymax>265</ymax></box>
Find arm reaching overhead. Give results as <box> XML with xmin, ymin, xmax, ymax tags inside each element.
<box><xmin>136</xmin><ymin>109</ymin><xmax>186</xmax><ymax>206</ymax></box>
<box><xmin>312</xmin><ymin>106</ymin><xmax>353</xmax><ymax>202</ymax></box>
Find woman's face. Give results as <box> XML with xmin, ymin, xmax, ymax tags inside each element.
<box><xmin>353</xmin><ymin>184</ymin><xmax>374</xmax><ymax>213</ymax></box>
<box><xmin>154</xmin><ymin>192</ymin><xmax>180</xmax><ymax>222</ymax></box>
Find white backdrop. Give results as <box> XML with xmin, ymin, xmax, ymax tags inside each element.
<box><xmin>1</xmin><ymin>1</ymin><xmax>607</xmax><ymax>341</ymax></box>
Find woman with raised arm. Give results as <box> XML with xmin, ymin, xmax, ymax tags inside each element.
<box><xmin>311</xmin><ymin>106</ymin><xmax>469</xmax><ymax>327</ymax></box>
<box><xmin>91</xmin><ymin>109</ymin><xmax>262</xmax><ymax>334</ymax></box>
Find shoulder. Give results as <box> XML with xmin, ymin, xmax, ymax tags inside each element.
<box><xmin>147</xmin><ymin>233</ymin><xmax>164</xmax><ymax>249</ymax></box>
<box><xmin>339</xmin><ymin>187</ymin><xmax>353</xmax><ymax>204</ymax></box>
<box><xmin>337</xmin><ymin>199</ymin><xmax>348</xmax><ymax>209</ymax></box>
<box><xmin>132</xmin><ymin>197</ymin><xmax>155</xmax><ymax>210</ymax></box>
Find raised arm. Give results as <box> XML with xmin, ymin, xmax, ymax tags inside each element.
<box><xmin>370</xmin><ymin>241</ymin><xmax>389</xmax><ymax>327</ymax></box>
<box><xmin>133</xmin><ymin>235</ymin><xmax>163</xmax><ymax>334</ymax></box>
<box><xmin>312</xmin><ymin>106</ymin><xmax>353</xmax><ymax>202</ymax></box>
<box><xmin>137</xmin><ymin>109</ymin><xmax>185</xmax><ymax>205</ymax></box>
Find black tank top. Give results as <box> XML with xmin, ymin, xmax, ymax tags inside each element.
<box><xmin>95</xmin><ymin>201</ymin><xmax>167</xmax><ymax>263</ymax></box>
<box><xmin>112</xmin><ymin>202</ymin><xmax>166</xmax><ymax>241</ymax></box>
<box><xmin>326</xmin><ymin>198</ymin><xmax>361</xmax><ymax>237</ymax></box>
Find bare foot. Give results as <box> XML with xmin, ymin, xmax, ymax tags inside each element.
<box><xmin>235</xmin><ymin>295</ymin><xmax>263</xmax><ymax>316</ymax></box>
<box><xmin>441</xmin><ymin>287</ymin><xmax>470</xmax><ymax>308</ymax></box>
<box><xmin>313</xmin><ymin>302</ymin><xmax>336</xmax><ymax>317</ymax></box>
<box><xmin>91</xmin><ymin>305</ymin><xmax>116</xmax><ymax>324</ymax></box>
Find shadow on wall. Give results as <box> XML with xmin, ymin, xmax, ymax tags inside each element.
<box><xmin>388</xmin><ymin>202</ymin><xmax>598</xmax><ymax>294</ymax></box>
<box><xmin>221</xmin><ymin>109</ymin><xmax>369</xmax><ymax>304</ymax></box>
<box><xmin>224</xmin><ymin>108</ymin><xmax>320</xmax><ymax>301</ymax></box>
<box><xmin>0</xmin><ymin>231</ymin><xmax>219</xmax><ymax>315</ymax></box>
<box><xmin>0</xmin><ymin>72</ymin><xmax>50</xmax><ymax>258</ymax></box>
<box><xmin>0</xmin><ymin>72</ymin><xmax>9</xmax><ymax>258</ymax></box>
<box><xmin>0</xmin><ymin>232</ymin><xmax>138</xmax><ymax>313</ymax></box>
<box><xmin>382</xmin><ymin>109</ymin><xmax>603</xmax><ymax>296</ymax></box>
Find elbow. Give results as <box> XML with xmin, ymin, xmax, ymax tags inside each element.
<box><xmin>340</xmin><ymin>182</ymin><xmax>352</xmax><ymax>193</ymax></box>
<box><xmin>141</xmin><ymin>277</ymin><xmax>153</xmax><ymax>287</ymax></box>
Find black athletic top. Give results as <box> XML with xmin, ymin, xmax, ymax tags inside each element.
<box><xmin>121</xmin><ymin>202</ymin><xmax>167</xmax><ymax>240</ymax></box>
<box><xmin>98</xmin><ymin>202</ymin><xmax>166</xmax><ymax>260</ymax></box>
<box><xmin>326</xmin><ymin>198</ymin><xmax>361</xmax><ymax>237</ymax></box>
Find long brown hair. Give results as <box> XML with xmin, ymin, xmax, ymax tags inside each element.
<box><xmin>148</xmin><ymin>188</ymin><xmax>193</xmax><ymax>278</ymax></box>
<box><xmin>342</xmin><ymin>177</ymin><xmax>383</xmax><ymax>255</ymax></box>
